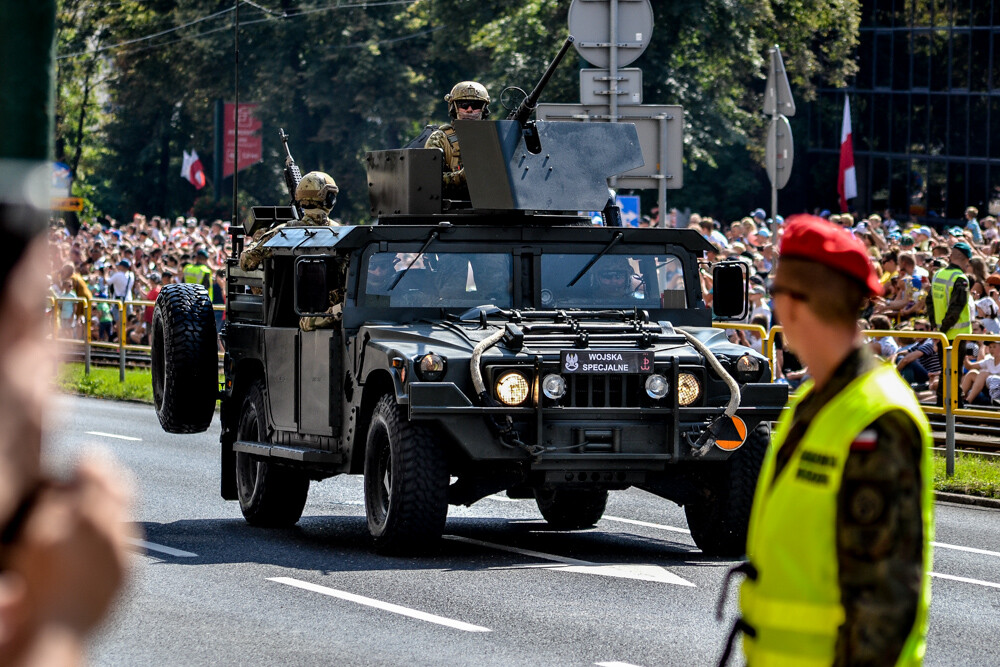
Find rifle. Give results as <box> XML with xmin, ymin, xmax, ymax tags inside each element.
<box><xmin>279</xmin><ymin>128</ymin><xmax>303</xmax><ymax>218</ymax></box>
<box><xmin>508</xmin><ymin>35</ymin><xmax>575</xmax><ymax>125</ymax></box>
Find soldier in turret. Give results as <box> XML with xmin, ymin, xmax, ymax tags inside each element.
<box><xmin>239</xmin><ymin>171</ymin><xmax>339</xmax><ymax>271</ymax></box>
<box><xmin>424</xmin><ymin>81</ymin><xmax>491</xmax><ymax>198</ymax></box>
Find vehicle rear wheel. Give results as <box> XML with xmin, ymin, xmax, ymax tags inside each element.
<box><xmin>684</xmin><ymin>423</ymin><xmax>769</xmax><ymax>557</ymax></box>
<box><xmin>151</xmin><ymin>283</ymin><xmax>218</xmax><ymax>434</ymax></box>
<box><xmin>364</xmin><ymin>394</ymin><xmax>448</xmax><ymax>553</ymax></box>
<box><xmin>534</xmin><ymin>487</ymin><xmax>608</xmax><ymax>529</ymax></box>
<box><xmin>235</xmin><ymin>381</ymin><xmax>309</xmax><ymax>527</ymax></box>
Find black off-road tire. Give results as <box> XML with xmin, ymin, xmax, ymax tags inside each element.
<box><xmin>235</xmin><ymin>381</ymin><xmax>309</xmax><ymax>527</ymax></box>
<box><xmin>685</xmin><ymin>423</ymin><xmax>770</xmax><ymax>557</ymax></box>
<box><xmin>364</xmin><ymin>394</ymin><xmax>448</xmax><ymax>553</ymax></box>
<box><xmin>151</xmin><ymin>283</ymin><xmax>218</xmax><ymax>434</ymax></box>
<box><xmin>534</xmin><ymin>487</ymin><xmax>608</xmax><ymax>529</ymax></box>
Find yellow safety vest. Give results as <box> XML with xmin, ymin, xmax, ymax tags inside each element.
<box><xmin>740</xmin><ymin>362</ymin><xmax>933</xmax><ymax>667</ymax></box>
<box><xmin>183</xmin><ymin>263</ymin><xmax>212</xmax><ymax>290</ymax></box>
<box><xmin>931</xmin><ymin>266</ymin><xmax>972</xmax><ymax>340</ymax></box>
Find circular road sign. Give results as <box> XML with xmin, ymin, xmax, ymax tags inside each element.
<box><xmin>568</xmin><ymin>0</ymin><xmax>654</xmax><ymax>69</ymax></box>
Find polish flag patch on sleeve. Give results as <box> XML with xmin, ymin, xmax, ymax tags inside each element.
<box><xmin>851</xmin><ymin>429</ymin><xmax>879</xmax><ymax>451</ymax></box>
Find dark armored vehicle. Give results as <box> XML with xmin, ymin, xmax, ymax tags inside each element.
<box><xmin>151</xmin><ymin>111</ymin><xmax>787</xmax><ymax>556</ymax></box>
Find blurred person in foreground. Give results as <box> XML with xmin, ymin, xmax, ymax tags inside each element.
<box><xmin>719</xmin><ymin>215</ymin><xmax>933</xmax><ymax>666</ymax></box>
<box><xmin>1</xmin><ymin>2</ymin><xmax>133</xmax><ymax>659</ymax></box>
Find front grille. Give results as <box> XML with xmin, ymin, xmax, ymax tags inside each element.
<box><xmin>565</xmin><ymin>373</ymin><xmax>642</xmax><ymax>408</ymax></box>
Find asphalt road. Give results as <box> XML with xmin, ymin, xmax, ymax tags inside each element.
<box><xmin>43</xmin><ymin>396</ymin><xmax>1000</xmax><ymax>666</ymax></box>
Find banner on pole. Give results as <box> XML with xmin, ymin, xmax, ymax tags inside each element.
<box><xmin>223</xmin><ymin>103</ymin><xmax>262</xmax><ymax>178</ymax></box>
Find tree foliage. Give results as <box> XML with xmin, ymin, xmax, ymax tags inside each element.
<box><xmin>56</xmin><ymin>0</ymin><xmax>860</xmax><ymax>224</ymax></box>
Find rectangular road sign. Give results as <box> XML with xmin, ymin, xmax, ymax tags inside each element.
<box><xmin>51</xmin><ymin>197</ymin><xmax>83</xmax><ymax>212</ymax></box>
<box><xmin>535</xmin><ymin>103</ymin><xmax>684</xmax><ymax>190</ymax></box>
<box><xmin>580</xmin><ymin>68</ymin><xmax>643</xmax><ymax>106</ymax></box>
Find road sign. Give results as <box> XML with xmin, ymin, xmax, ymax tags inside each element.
<box><xmin>51</xmin><ymin>196</ymin><xmax>83</xmax><ymax>212</ymax></box>
<box><xmin>618</xmin><ymin>195</ymin><xmax>641</xmax><ymax>226</ymax></box>
<box><xmin>580</xmin><ymin>68</ymin><xmax>642</xmax><ymax>106</ymax></box>
<box><xmin>535</xmin><ymin>103</ymin><xmax>684</xmax><ymax>189</ymax></box>
<box><xmin>567</xmin><ymin>0</ymin><xmax>654</xmax><ymax>69</ymax></box>
<box><xmin>763</xmin><ymin>46</ymin><xmax>796</xmax><ymax>117</ymax></box>
<box><xmin>765</xmin><ymin>115</ymin><xmax>794</xmax><ymax>190</ymax></box>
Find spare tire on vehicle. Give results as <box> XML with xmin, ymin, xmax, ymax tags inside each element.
<box><xmin>151</xmin><ymin>283</ymin><xmax>218</xmax><ymax>433</ymax></box>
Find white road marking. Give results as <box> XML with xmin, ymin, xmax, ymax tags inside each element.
<box><xmin>86</xmin><ymin>431</ymin><xmax>141</xmax><ymax>441</ymax></box>
<box><xmin>445</xmin><ymin>535</ymin><xmax>695</xmax><ymax>587</ymax></box>
<box><xmin>602</xmin><ymin>515</ymin><xmax>692</xmax><ymax>535</ymax></box>
<box><xmin>596</xmin><ymin>662</ymin><xmax>645</xmax><ymax>667</ymax></box>
<box><xmin>930</xmin><ymin>572</ymin><xmax>1000</xmax><ymax>590</ymax></box>
<box><xmin>932</xmin><ymin>541</ymin><xmax>1000</xmax><ymax>558</ymax></box>
<box><xmin>126</xmin><ymin>538</ymin><xmax>197</xmax><ymax>558</ymax></box>
<box><xmin>268</xmin><ymin>577</ymin><xmax>491</xmax><ymax>632</ymax></box>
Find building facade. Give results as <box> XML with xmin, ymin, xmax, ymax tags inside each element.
<box><xmin>808</xmin><ymin>0</ymin><xmax>1000</xmax><ymax>224</ymax></box>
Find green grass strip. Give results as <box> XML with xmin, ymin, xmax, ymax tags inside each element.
<box><xmin>933</xmin><ymin>452</ymin><xmax>1000</xmax><ymax>500</ymax></box>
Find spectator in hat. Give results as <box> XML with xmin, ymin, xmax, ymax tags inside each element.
<box><xmin>724</xmin><ymin>214</ymin><xmax>932</xmax><ymax>667</ymax></box>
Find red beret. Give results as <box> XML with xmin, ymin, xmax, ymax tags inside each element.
<box><xmin>778</xmin><ymin>214</ymin><xmax>883</xmax><ymax>297</ymax></box>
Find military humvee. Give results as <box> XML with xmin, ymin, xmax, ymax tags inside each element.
<box><xmin>151</xmin><ymin>117</ymin><xmax>787</xmax><ymax>556</ymax></box>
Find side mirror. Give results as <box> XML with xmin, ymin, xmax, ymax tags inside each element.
<box><xmin>294</xmin><ymin>256</ymin><xmax>330</xmax><ymax>316</ymax></box>
<box><xmin>712</xmin><ymin>261</ymin><xmax>749</xmax><ymax>319</ymax></box>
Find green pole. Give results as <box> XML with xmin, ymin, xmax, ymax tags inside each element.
<box><xmin>0</xmin><ymin>2</ymin><xmax>57</xmax><ymax>161</ymax></box>
<box><xmin>0</xmin><ymin>2</ymin><xmax>57</xmax><ymax>284</ymax></box>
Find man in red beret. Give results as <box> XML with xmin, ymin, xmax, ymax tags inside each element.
<box><xmin>724</xmin><ymin>215</ymin><xmax>933</xmax><ymax>666</ymax></box>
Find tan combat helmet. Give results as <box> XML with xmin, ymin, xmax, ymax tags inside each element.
<box><xmin>445</xmin><ymin>81</ymin><xmax>491</xmax><ymax>119</ymax></box>
<box><xmin>295</xmin><ymin>171</ymin><xmax>339</xmax><ymax>211</ymax></box>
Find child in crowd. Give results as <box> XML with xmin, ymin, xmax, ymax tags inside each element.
<box><xmin>962</xmin><ymin>339</ymin><xmax>1000</xmax><ymax>405</ymax></box>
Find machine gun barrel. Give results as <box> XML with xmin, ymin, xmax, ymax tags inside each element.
<box><xmin>509</xmin><ymin>35</ymin><xmax>575</xmax><ymax>124</ymax></box>
<box><xmin>279</xmin><ymin>128</ymin><xmax>303</xmax><ymax>217</ymax></box>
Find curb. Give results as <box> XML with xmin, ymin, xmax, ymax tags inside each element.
<box><xmin>935</xmin><ymin>491</ymin><xmax>1000</xmax><ymax>509</ymax></box>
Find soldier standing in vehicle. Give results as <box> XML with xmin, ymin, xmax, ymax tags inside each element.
<box><xmin>240</xmin><ymin>171</ymin><xmax>339</xmax><ymax>271</ymax></box>
<box><xmin>721</xmin><ymin>215</ymin><xmax>933</xmax><ymax>666</ymax></box>
<box><xmin>424</xmin><ymin>81</ymin><xmax>491</xmax><ymax>197</ymax></box>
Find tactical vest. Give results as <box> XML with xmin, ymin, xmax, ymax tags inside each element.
<box><xmin>440</xmin><ymin>124</ymin><xmax>462</xmax><ymax>172</ymax></box>
<box><xmin>183</xmin><ymin>263</ymin><xmax>212</xmax><ymax>290</ymax></box>
<box><xmin>931</xmin><ymin>266</ymin><xmax>973</xmax><ymax>340</ymax></box>
<box><xmin>740</xmin><ymin>362</ymin><xmax>933</xmax><ymax>666</ymax></box>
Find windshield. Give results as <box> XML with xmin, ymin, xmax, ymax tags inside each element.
<box><xmin>363</xmin><ymin>251</ymin><xmax>513</xmax><ymax>308</ymax></box>
<box><xmin>541</xmin><ymin>253</ymin><xmax>687</xmax><ymax>309</ymax></box>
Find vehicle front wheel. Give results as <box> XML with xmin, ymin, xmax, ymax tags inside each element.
<box><xmin>534</xmin><ymin>487</ymin><xmax>608</xmax><ymax>529</ymax></box>
<box><xmin>235</xmin><ymin>381</ymin><xmax>309</xmax><ymax>527</ymax></box>
<box><xmin>364</xmin><ymin>394</ymin><xmax>448</xmax><ymax>553</ymax></box>
<box><xmin>684</xmin><ymin>423</ymin><xmax>769</xmax><ymax>557</ymax></box>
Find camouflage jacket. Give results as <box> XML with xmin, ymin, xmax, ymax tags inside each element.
<box><xmin>424</xmin><ymin>124</ymin><xmax>465</xmax><ymax>188</ymax></box>
<box><xmin>239</xmin><ymin>215</ymin><xmax>336</xmax><ymax>271</ymax></box>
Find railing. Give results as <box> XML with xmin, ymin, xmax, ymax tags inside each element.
<box><xmin>715</xmin><ymin>322</ymin><xmax>1000</xmax><ymax>477</ymax></box>
<box><xmin>47</xmin><ymin>295</ymin><xmax>224</xmax><ymax>382</ymax></box>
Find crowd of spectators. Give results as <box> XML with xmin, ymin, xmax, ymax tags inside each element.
<box><xmin>699</xmin><ymin>206</ymin><xmax>1000</xmax><ymax>405</ymax></box>
<box><xmin>46</xmin><ymin>214</ymin><xmax>228</xmax><ymax>346</ymax></box>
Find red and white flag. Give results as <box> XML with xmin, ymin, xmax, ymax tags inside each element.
<box><xmin>181</xmin><ymin>150</ymin><xmax>206</xmax><ymax>190</ymax></box>
<box><xmin>837</xmin><ymin>95</ymin><xmax>856</xmax><ymax>212</ymax></box>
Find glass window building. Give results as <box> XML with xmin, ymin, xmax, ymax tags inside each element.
<box><xmin>808</xmin><ymin>0</ymin><xmax>1000</xmax><ymax>223</ymax></box>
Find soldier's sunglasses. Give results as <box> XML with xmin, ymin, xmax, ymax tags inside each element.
<box><xmin>456</xmin><ymin>100</ymin><xmax>485</xmax><ymax>110</ymax></box>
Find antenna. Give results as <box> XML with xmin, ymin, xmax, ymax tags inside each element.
<box><xmin>231</xmin><ymin>0</ymin><xmax>240</xmax><ymax>230</ymax></box>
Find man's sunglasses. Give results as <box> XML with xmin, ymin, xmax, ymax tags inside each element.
<box><xmin>768</xmin><ymin>284</ymin><xmax>809</xmax><ymax>301</ymax></box>
<box><xmin>456</xmin><ymin>100</ymin><xmax>485</xmax><ymax>110</ymax></box>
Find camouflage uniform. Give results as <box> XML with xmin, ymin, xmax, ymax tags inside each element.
<box><xmin>238</xmin><ymin>212</ymin><xmax>337</xmax><ymax>272</ymax></box>
<box><xmin>772</xmin><ymin>348</ymin><xmax>924</xmax><ymax>666</ymax></box>
<box><xmin>424</xmin><ymin>124</ymin><xmax>466</xmax><ymax>190</ymax></box>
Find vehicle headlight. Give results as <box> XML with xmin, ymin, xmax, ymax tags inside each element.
<box><xmin>495</xmin><ymin>371</ymin><xmax>530</xmax><ymax>406</ymax></box>
<box><xmin>736</xmin><ymin>354</ymin><xmax>761</xmax><ymax>382</ymax></box>
<box><xmin>542</xmin><ymin>374</ymin><xmax>566</xmax><ymax>400</ymax></box>
<box><xmin>417</xmin><ymin>353</ymin><xmax>447</xmax><ymax>381</ymax></box>
<box><xmin>645</xmin><ymin>374</ymin><xmax>669</xmax><ymax>399</ymax></box>
<box><xmin>677</xmin><ymin>373</ymin><xmax>701</xmax><ymax>406</ymax></box>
